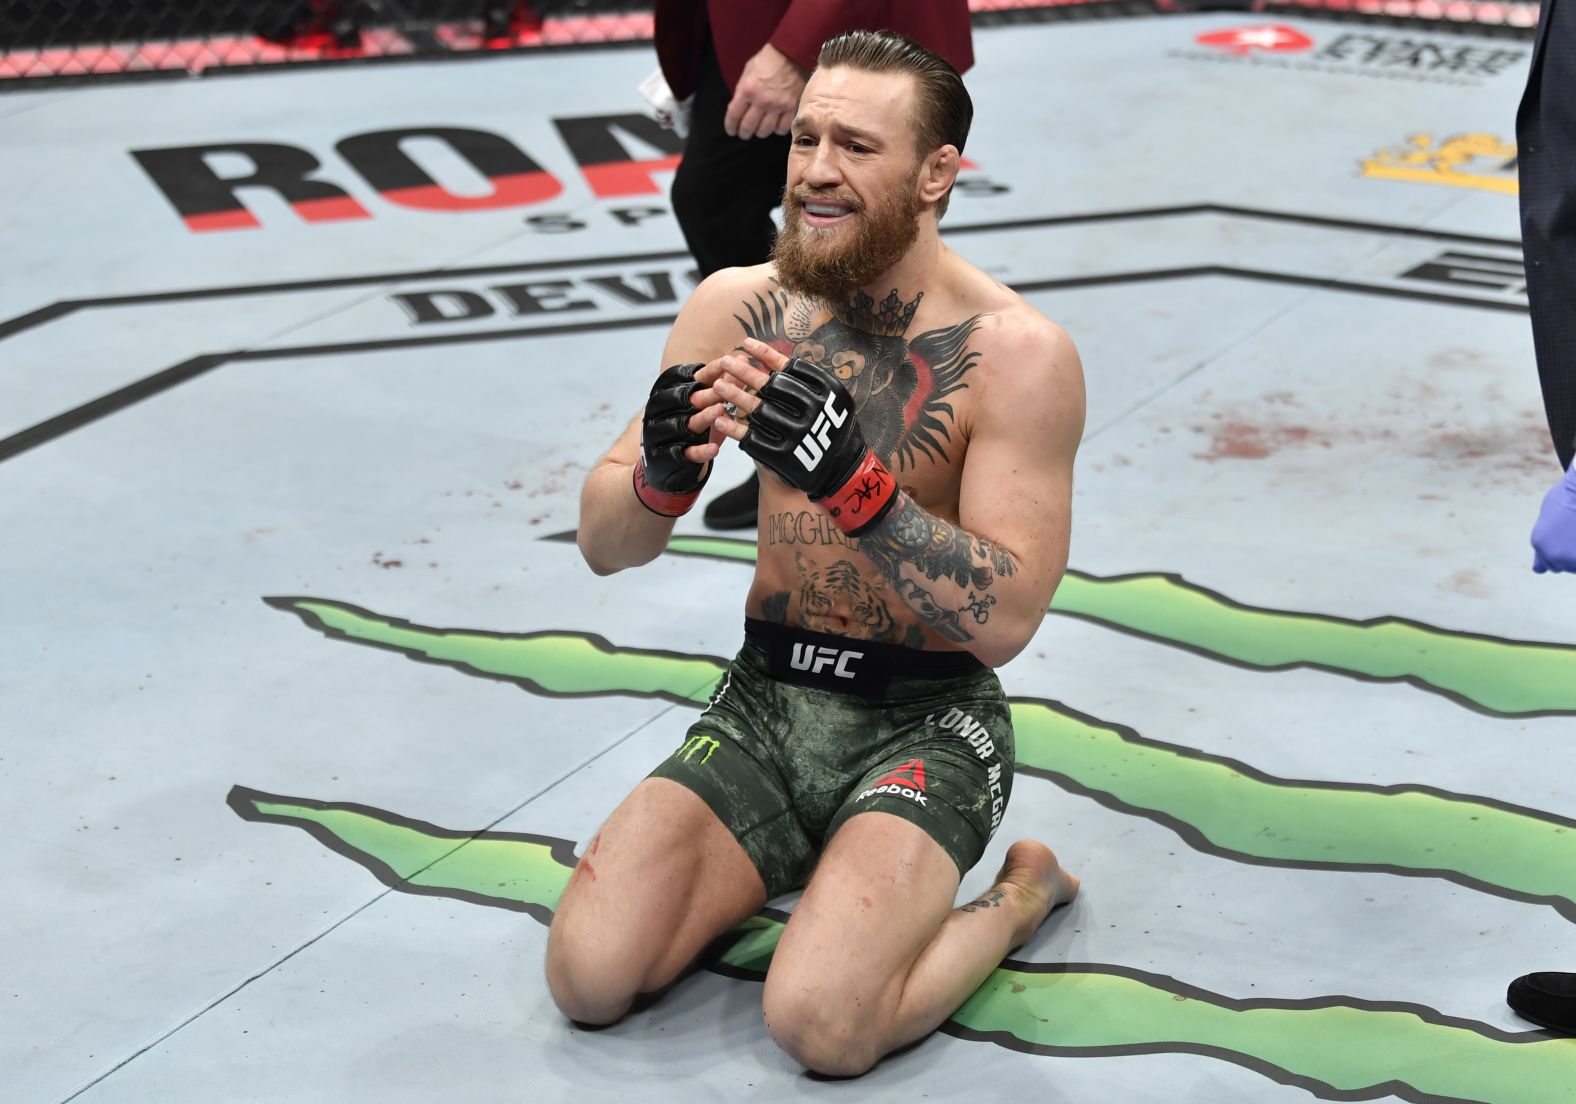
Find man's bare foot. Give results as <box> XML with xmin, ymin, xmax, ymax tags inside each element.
<box><xmin>992</xmin><ymin>840</ymin><xmax>1080</xmax><ymax>951</ymax></box>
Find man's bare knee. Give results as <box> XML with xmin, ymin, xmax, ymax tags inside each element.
<box><xmin>763</xmin><ymin>984</ymin><xmax>882</xmax><ymax>1077</ymax></box>
<box><xmin>545</xmin><ymin>918</ymin><xmax>643</xmax><ymax>1026</ymax></box>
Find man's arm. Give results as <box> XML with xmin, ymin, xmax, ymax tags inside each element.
<box><xmin>576</xmin><ymin>275</ymin><xmax>743</xmax><ymax>575</ymax></box>
<box><xmin>850</xmin><ymin>321</ymin><xmax>1084</xmax><ymax>666</ymax></box>
<box><xmin>713</xmin><ymin>325</ymin><xmax>1086</xmax><ymax>667</ymax></box>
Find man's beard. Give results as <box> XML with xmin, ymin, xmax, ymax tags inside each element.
<box><xmin>771</xmin><ymin>171</ymin><xmax>923</xmax><ymax>303</ymax></box>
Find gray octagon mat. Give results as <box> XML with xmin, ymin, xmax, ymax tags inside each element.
<box><xmin>2</xmin><ymin>12</ymin><xmax>1571</xmax><ymax>1104</ymax></box>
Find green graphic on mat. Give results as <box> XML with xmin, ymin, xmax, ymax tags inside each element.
<box><xmin>662</xmin><ymin>534</ymin><xmax>1576</xmax><ymax>717</ymax></box>
<box><xmin>260</xmin><ymin>596</ymin><xmax>721</xmax><ymax>705</ymax></box>
<box><xmin>266</xmin><ymin>598</ymin><xmax>1576</xmax><ymax>918</ymax></box>
<box><xmin>228</xmin><ymin>786</ymin><xmax>1576</xmax><ymax>1104</ymax></box>
<box><xmin>227</xmin><ymin>786</ymin><xmax>574</xmax><ymax>924</ymax></box>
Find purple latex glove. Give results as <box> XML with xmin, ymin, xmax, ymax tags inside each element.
<box><xmin>1532</xmin><ymin>463</ymin><xmax>1576</xmax><ymax>573</ymax></box>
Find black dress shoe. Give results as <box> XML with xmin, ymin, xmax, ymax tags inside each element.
<box><xmin>703</xmin><ymin>472</ymin><xmax>760</xmax><ymax>530</ymax></box>
<box><xmin>1507</xmin><ymin>972</ymin><xmax>1576</xmax><ymax>1033</ymax></box>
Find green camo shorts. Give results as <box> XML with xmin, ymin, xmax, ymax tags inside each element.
<box><xmin>648</xmin><ymin>619</ymin><xmax>1015</xmax><ymax>898</ymax></box>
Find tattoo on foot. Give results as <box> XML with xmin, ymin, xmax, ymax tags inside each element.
<box><xmin>960</xmin><ymin>889</ymin><xmax>1007</xmax><ymax>914</ymax></box>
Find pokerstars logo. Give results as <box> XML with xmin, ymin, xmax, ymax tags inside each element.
<box><xmin>1195</xmin><ymin>25</ymin><xmax>1314</xmax><ymax>56</ymax></box>
<box><xmin>1176</xmin><ymin>25</ymin><xmax>1528</xmax><ymax>86</ymax></box>
<box><xmin>857</xmin><ymin>759</ymin><xmax>929</xmax><ymax>807</ymax></box>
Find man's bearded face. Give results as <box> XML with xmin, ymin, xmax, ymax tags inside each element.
<box><xmin>771</xmin><ymin>165</ymin><xmax>924</xmax><ymax>303</ymax></box>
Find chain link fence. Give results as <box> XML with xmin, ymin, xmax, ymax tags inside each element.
<box><xmin>0</xmin><ymin>0</ymin><xmax>1538</xmax><ymax>88</ymax></box>
<box><xmin>0</xmin><ymin>1</ymin><xmax>654</xmax><ymax>85</ymax></box>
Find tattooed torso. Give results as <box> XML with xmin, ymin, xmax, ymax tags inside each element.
<box><xmin>738</xmin><ymin>280</ymin><xmax>989</xmax><ymax>650</ymax></box>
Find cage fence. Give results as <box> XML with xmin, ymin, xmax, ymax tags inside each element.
<box><xmin>0</xmin><ymin>0</ymin><xmax>1539</xmax><ymax>88</ymax></box>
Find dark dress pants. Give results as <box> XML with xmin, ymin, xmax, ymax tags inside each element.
<box><xmin>1519</xmin><ymin>0</ymin><xmax>1576</xmax><ymax>468</ymax></box>
<box><xmin>670</xmin><ymin>40</ymin><xmax>793</xmax><ymax>278</ymax></box>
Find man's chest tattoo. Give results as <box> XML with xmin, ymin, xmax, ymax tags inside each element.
<box><xmin>736</xmin><ymin>285</ymin><xmax>984</xmax><ymax>470</ymax></box>
<box><xmin>795</xmin><ymin>555</ymin><xmax>900</xmax><ymax>641</ymax></box>
<box><xmin>766</xmin><ymin>510</ymin><xmax>857</xmax><ymax>550</ymax></box>
<box><xmin>759</xmin><ymin>552</ymin><xmax>923</xmax><ymax>647</ymax></box>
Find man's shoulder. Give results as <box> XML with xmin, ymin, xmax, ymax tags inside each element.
<box><xmin>955</xmin><ymin>284</ymin><xmax>1077</xmax><ymax>371</ymax></box>
<box><xmin>664</xmin><ymin>264</ymin><xmax>783</xmax><ymax>363</ymax></box>
<box><xmin>688</xmin><ymin>263</ymin><xmax>781</xmax><ymax>310</ymax></box>
<box><xmin>943</xmin><ymin>279</ymin><xmax>1083</xmax><ymax>426</ymax></box>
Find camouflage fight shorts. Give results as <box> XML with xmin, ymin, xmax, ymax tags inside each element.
<box><xmin>648</xmin><ymin>618</ymin><xmax>1015</xmax><ymax>898</ymax></box>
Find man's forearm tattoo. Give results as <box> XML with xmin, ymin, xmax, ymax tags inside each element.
<box><xmin>985</xmin><ymin>539</ymin><xmax>1017</xmax><ymax>579</ymax></box>
<box><xmin>962</xmin><ymin>591</ymin><xmax>997</xmax><ymax>624</ymax></box>
<box><xmin>889</xmin><ymin>577</ymin><xmax>969</xmax><ymax>642</ymax></box>
<box><xmin>854</xmin><ymin>493</ymin><xmax>1020</xmax><ymax>641</ymax></box>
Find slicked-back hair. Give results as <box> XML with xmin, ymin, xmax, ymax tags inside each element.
<box><xmin>816</xmin><ymin>29</ymin><xmax>973</xmax><ymax>215</ymax></box>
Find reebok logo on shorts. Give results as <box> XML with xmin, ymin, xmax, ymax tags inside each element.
<box><xmin>856</xmin><ymin>758</ymin><xmax>928</xmax><ymax>807</ymax></box>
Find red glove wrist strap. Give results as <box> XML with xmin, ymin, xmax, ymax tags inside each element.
<box><xmin>817</xmin><ymin>451</ymin><xmax>898</xmax><ymax>535</ymax></box>
<box><xmin>633</xmin><ymin>458</ymin><xmax>701</xmax><ymax>518</ymax></box>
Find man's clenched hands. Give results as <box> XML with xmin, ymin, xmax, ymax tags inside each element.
<box><xmin>711</xmin><ymin>338</ymin><xmax>899</xmax><ymax>534</ymax></box>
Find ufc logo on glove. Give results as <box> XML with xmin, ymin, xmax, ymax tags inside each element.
<box><xmin>793</xmin><ymin>392</ymin><xmax>849</xmax><ymax>471</ymax></box>
<box><xmin>739</xmin><ymin>356</ymin><xmax>899</xmax><ymax>537</ymax></box>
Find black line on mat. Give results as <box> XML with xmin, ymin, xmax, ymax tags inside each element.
<box><xmin>0</xmin><ymin>204</ymin><xmax>1523</xmax><ymax>343</ymax></box>
<box><xmin>225</xmin><ymin>312</ymin><xmax>679</xmax><ymax>363</ymax></box>
<box><xmin>0</xmin><ymin>315</ymin><xmax>672</xmax><ymax>465</ymax></box>
<box><xmin>1010</xmin><ymin>265</ymin><xmax>1532</xmax><ymax>313</ymax></box>
<box><xmin>0</xmin><ymin>265</ymin><xmax>1527</xmax><ymax>466</ymax></box>
<box><xmin>0</xmin><ymin>354</ymin><xmax>232</xmax><ymax>464</ymax></box>
<box><xmin>0</xmin><ymin>248</ymin><xmax>694</xmax><ymax>341</ymax></box>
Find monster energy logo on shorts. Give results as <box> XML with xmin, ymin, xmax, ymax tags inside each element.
<box><xmin>677</xmin><ymin>735</ymin><xmax>719</xmax><ymax>764</ymax></box>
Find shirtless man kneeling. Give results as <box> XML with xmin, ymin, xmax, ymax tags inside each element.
<box><xmin>548</xmin><ymin>29</ymin><xmax>1086</xmax><ymax>1077</ymax></box>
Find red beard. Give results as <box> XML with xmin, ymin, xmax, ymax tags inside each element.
<box><xmin>772</xmin><ymin>170</ymin><xmax>923</xmax><ymax>303</ymax></box>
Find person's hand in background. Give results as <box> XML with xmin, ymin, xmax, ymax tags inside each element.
<box><xmin>724</xmin><ymin>43</ymin><xmax>808</xmax><ymax>138</ymax></box>
<box><xmin>1532</xmin><ymin>462</ymin><xmax>1576</xmax><ymax>573</ymax></box>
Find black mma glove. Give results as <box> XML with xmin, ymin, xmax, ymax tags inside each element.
<box><xmin>739</xmin><ymin>357</ymin><xmax>898</xmax><ymax>536</ymax></box>
<box><xmin>633</xmin><ymin>363</ymin><xmax>710</xmax><ymax>517</ymax></box>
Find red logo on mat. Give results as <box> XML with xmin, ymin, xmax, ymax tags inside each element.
<box><xmin>874</xmin><ymin>759</ymin><xmax>927</xmax><ymax>792</ymax></box>
<box><xmin>1195</xmin><ymin>25</ymin><xmax>1314</xmax><ymax>55</ymax></box>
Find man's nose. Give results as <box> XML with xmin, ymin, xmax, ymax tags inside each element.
<box><xmin>802</xmin><ymin>140</ymin><xmax>843</xmax><ymax>186</ymax></box>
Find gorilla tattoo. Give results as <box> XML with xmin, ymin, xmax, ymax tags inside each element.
<box><xmin>734</xmin><ymin>284</ymin><xmax>983</xmax><ymax>471</ymax></box>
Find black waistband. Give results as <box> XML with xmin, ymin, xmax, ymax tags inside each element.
<box><xmin>744</xmin><ymin>617</ymin><xmax>983</xmax><ymax>697</ymax></box>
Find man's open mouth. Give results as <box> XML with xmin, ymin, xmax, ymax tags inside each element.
<box><xmin>799</xmin><ymin>197</ymin><xmax>857</xmax><ymax>225</ymax></box>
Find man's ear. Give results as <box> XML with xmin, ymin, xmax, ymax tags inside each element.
<box><xmin>918</xmin><ymin>144</ymin><xmax>961</xmax><ymax>205</ymax></box>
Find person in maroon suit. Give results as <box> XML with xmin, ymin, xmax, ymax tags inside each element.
<box><xmin>654</xmin><ymin>1</ymin><xmax>974</xmax><ymax>529</ymax></box>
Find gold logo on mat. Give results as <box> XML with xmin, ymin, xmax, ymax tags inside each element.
<box><xmin>1360</xmin><ymin>133</ymin><xmax>1519</xmax><ymax>195</ymax></box>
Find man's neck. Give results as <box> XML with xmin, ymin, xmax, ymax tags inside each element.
<box><xmin>836</xmin><ymin>226</ymin><xmax>943</xmax><ymax>337</ymax></box>
<box><xmin>831</xmin><ymin>286</ymin><xmax>925</xmax><ymax>339</ymax></box>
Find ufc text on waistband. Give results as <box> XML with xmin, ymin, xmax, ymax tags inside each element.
<box><xmin>744</xmin><ymin>618</ymin><xmax>982</xmax><ymax>697</ymax></box>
